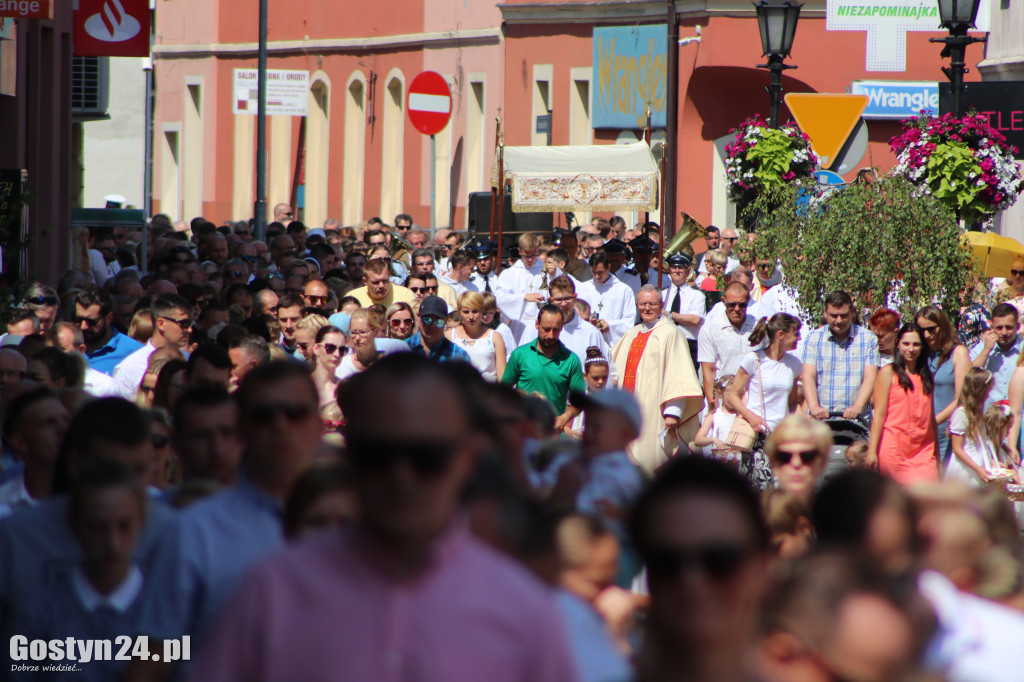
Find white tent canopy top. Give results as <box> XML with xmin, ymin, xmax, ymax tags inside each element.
<box><xmin>490</xmin><ymin>141</ymin><xmax>660</xmax><ymax>213</ymax></box>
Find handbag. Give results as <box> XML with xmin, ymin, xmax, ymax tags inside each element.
<box><xmin>725</xmin><ymin>354</ymin><xmax>767</xmax><ymax>452</ymax></box>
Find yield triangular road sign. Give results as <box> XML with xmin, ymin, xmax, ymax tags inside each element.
<box><xmin>784</xmin><ymin>94</ymin><xmax>869</xmax><ymax>168</ymax></box>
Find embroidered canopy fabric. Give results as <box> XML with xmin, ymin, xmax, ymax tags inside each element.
<box><xmin>490</xmin><ymin>142</ymin><xmax>660</xmax><ymax>213</ymax></box>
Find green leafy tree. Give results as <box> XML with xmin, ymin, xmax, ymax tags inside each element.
<box><xmin>747</xmin><ymin>175</ymin><xmax>978</xmax><ymax>325</ymax></box>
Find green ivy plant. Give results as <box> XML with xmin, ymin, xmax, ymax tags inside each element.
<box><xmin>747</xmin><ymin>174</ymin><xmax>978</xmax><ymax>325</ymax></box>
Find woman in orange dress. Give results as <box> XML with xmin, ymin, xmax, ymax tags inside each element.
<box><xmin>868</xmin><ymin>323</ymin><xmax>939</xmax><ymax>484</ymax></box>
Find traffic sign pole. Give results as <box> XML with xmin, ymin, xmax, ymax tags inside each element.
<box><xmin>430</xmin><ymin>134</ymin><xmax>436</xmax><ymax>231</ymax></box>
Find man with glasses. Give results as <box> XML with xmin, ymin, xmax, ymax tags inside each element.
<box><xmin>393</xmin><ymin>213</ymin><xmax>413</xmax><ymax>232</ymax></box>
<box><xmin>20</xmin><ymin>283</ymin><xmax>59</xmax><ymax>332</ymax></box>
<box><xmin>231</xmin><ymin>241</ymin><xmax>260</xmax><ymax>276</ymax></box>
<box><xmin>408</xmin><ymin>296</ymin><xmax>469</xmax><ymax>362</ymax></box>
<box><xmin>112</xmin><ymin>293</ymin><xmax>194</xmax><ymax>398</ymax></box>
<box><xmin>222</xmin><ymin>259</ymin><xmax>249</xmax><ymax>288</ymax></box>
<box><xmin>503</xmin><ymin>305</ymin><xmax>586</xmax><ymax>433</ymax></box>
<box><xmin>75</xmin><ymin>287</ymin><xmax>143</xmax><ymax>376</ymax></box>
<box><xmin>580</xmin><ymin>233</ymin><xmax>605</xmax><ymax>260</ymax></box>
<box><xmin>404</xmin><ymin>274</ymin><xmax>433</xmax><ymax>303</ymax></box>
<box><xmin>132</xmin><ymin>362</ymin><xmax>320</xmax><ymax>679</ymax></box>
<box><xmin>698</xmin><ymin>282</ymin><xmax>759</xmax><ymax>412</ymax></box>
<box><xmin>611</xmin><ymin>285</ymin><xmax>704</xmax><ymax>473</ymax></box>
<box><xmin>752</xmin><ymin>256</ymin><xmax>782</xmax><ymax>302</ymax></box>
<box><xmin>407</xmin><ymin>228</ymin><xmax>429</xmax><ymax>250</ymax></box>
<box><xmin>802</xmin><ymin>290</ymin><xmax>881</xmax><ymax>420</ymax></box>
<box><xmin>660</xmin><ymin>253</ymin><xmax>706</xmax><ymax>359</ymax></box>
<box><xmin>496</xmin><ymin>233</ymin><xmax>546</xmax><ymax>343</ymax></box>
<box><xmin>232</xmin><ymin>221</ymin><xmax>254</xmax><ymax>242</ymax></box>
<box><xmin>302</xmin><ymin>279</ymin><xmax>330</xmax><ymax>310</ymax></box>
<box><xmin>273</xmin><ymin>203</ymin><xmax>294</xmax><ymax>223</ymax></box>
<box><xmin>519</xmin><ymin>276</ymin><xmax>607</xmax><ymax>365</ymax></box>
<box><xmin>192</xmin><ymin>355</ymin><xmax>577</xmax><ymax>680</ymax></box>
<box><xmin>270</xmin><ymin>235</ymin><xmax>298</xmax><ymax>271</ymax></box>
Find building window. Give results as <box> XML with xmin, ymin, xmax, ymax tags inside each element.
<box><xmin>160</xmin><ymin>128</ymin><xmax>180</xmax><ymax>220</ymax></box>
<box><xmin>532</xmin><ymin>66</ymin><xmax>552</xmax><ymax>146</ymax></box>
<box><xmin>305</xmin><ymin>77</ymin><xmax>330</xmax><ymax>229</ymax></box>
<box><xmin>465</xmin><ymin>79</ymin><xmax>485</xmax><ymax>200</ymax></box>
<box><xmin>182</xmin><ymin>82</ymin><xmax>203</xmax><ymax>222</ymax></box>
<box><xmin>569</xmin><ymin>70</ymin><xmax>592</xmax><ymax>224</ymax></box>
<box><xmin>232</xmin><ymin>114</ymin><xmax>254</xmax><ymax>222</ymax></box>
<box><xmin>343</xmin><ymin>73</ymin><xmax>366</xmax><ymax>226</ymax></box>
<box><xmin>380</xmin><ymin>71</ymin><xmax>405</xmax><ymax>224</ymax></box>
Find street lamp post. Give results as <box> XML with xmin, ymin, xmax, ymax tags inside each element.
<box><xmin>754</xmin><ymin>0</ymin><xmax>802</xmax><ymax>128</ymax></box>
<box><xmin>930</xmin><ymin>0</ymin><xmax>986</xmax><ymax>117</ymax></box>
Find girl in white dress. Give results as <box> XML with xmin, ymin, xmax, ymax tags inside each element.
<box><xmin>946</xmin><ymin>368</ymin><xmax>999</xmax><ymax>485</ymax></box>
<box><xmin>568</xmin><ymin>347</ymin><xmax>610</xmax><ymax>436</ymax></box>
<box><xmin>694</xmin><ymin>374</ymin><xmax>742</xmax><ymax>464</ymax></box>
<box><xmin>447</xmin><ymin>291</ymin><xmax>506</xmax><ymax>381</ymax></box>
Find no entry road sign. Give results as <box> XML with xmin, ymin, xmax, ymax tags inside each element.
<box><xmin>407</xmin><ymin>71</ymin><xmax>452</xmax><ymax>136</ymax></box>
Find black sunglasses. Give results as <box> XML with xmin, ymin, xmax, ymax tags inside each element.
<box><xmin>25</xmin><ymin>296</ymin><xmax>58</xmax><ymax>307</ymax></box>
<box><xmin>724</xmin><ymin>302</ymin><xmax>747</xmax><ymax>309</ymax></box>
<box><xmin>775</xmin><ymin>449</ymin><xmax>819</xmax><ymax>466</ymax></box>
<box><xmin>1012</xmin><ymin>269</ymin><xmax>1024</xmax><ymax>277</ymax></box>
<box><xmin>75</xmin><ymin>314</ymin><xmax>103</xmax><ymax>327</ymax></box>
<box><xmin>153</xmin><ymin>434</ymin><xmax>170</xmax><ymax>448</ymax></box>
<box><xmin>345</xmin><ymin>435</ymin><xmax>456</xmax><ymax>477</ymax></box>
<box><xmin>644</xmin><ymin>541</ymin><xmax>755</xmax><ymax>582</ymax></box>
<box><xmin>322</xmin><ymin>343</ymin><xmax>347</xmax><ymax>356</ymax></box>
<box><xmin>247</xmin><ymin>401</ymin><xmax>315</xmax><ymax>423</ymax></box>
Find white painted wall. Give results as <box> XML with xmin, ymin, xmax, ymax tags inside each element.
<box><xmin>82</xmin><ymin>57</ymin><xmax>146</xmax><ymax>209</ymax></box>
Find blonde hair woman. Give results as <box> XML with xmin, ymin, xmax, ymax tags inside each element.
<box><xmin>335</xmin><ymin>309</ymin><xmax>382</xmax><ymax>382</ymax></box>
<box><xmin>294</xmin><ymin>314</ymin><xmax>329</xmax><ymax>363</ymax></box>
<box><xmin>446</xmin><ymin>291</ymin><xmax>506</xmax><ymax>381</ymax></box>
<box><xmin>764</xmin><ymin>414</ymin><xmax>833</xmax><ymax>507</ymax></box>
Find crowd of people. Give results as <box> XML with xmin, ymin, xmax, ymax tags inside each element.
<box><xmin>1</xmin><ymin>206</ymin><xmax>1024</xmax><ymax>681</ymax></box>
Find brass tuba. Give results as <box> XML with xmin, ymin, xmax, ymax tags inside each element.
<box><xmin>387</xmin><ymin>230</ymin><xmax>415</xmax><ymax>268</ymax></box>
<box><xmin>664</xmin><ymin>212</ymin><xmax>707</xmax><ymax>259</ymax></box>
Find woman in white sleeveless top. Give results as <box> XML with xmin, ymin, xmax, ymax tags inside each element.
<box><xmin>447</xmin><ymin>291</ymin><xmax>506</xmax><ymax>381</ymax></box>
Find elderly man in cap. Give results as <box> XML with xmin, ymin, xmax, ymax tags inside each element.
<box><xmin>660</xmin><ymin>252</ymin><xmax>706</xmax><ymax>359</ymax></box>
<box><xmin>469</xmin><ymin>239</ymin><xmax>500</xmax><ymax>293</ymax></box>
<box><xmin>409</xmin><ymin>295</ymin><xmax>469</xmax><ymax>362</ymax></box>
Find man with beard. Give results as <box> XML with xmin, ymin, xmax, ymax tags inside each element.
<box><xmin>503</xmin><ymin>305</ymin><xmax>586</xmax><ymax>434</ymax></box>
<box><xmin>75</xmin><ymin>287</ymin><xmax>143</xmax><ymax>376</ymax></box>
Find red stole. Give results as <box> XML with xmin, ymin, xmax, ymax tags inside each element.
<box><xmin>622</xmin><ymin>328</ymin><xmax>653</xmax><ymax>392</ymax></box>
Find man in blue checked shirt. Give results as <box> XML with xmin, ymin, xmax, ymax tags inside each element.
<box><xmin>802</xmin><ymin>291</ymin><xmax>881</xmax><ymax>420</ymax></box>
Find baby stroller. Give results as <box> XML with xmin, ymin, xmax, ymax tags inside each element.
<box><xmin>822</xmin><ymin>411</ymin><xmax>871</xmax><ymax>481</ymax></box>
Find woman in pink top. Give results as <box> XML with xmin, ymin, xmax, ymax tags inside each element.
<box><xmin>868</xmin><ymin>323</ymin><xmax>939</xmax><ymax>484</ymax></box>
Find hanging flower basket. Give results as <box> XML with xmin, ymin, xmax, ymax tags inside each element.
<box><xmin>890</xmin><ymin>113</ymin><xmax>1024</xmax><ymax>225</ymax></box>
<box><xmin>725</xmin><ymin>114</ymin><xmax>819</xmax><ymax>203</ymax></box>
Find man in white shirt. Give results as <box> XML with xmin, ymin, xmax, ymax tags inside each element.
<box><xmin>576</xmin><ymin>251</ymin><xmax>637</xmax><ymax>348</ymax></box>
<box><xmin>705</xmin><ymin>268</ymin><xmax>772</xmax><ymax>325</ymax></box>
<box><xmin>469</xmin><ymin>239</ymin><xmax>500</xmax><ymax>294</ymax></box>
<box><xmin>697</xmin><ymin>282</ymin><xmax>758</xmax><ymax>411</ymax></box>
<box><xmin>0</xmin><ymin>388</ymin><xmax>69</xmax><ymax>517</ymax></box>
<box><xmin>519</xmin><ymin>276</ymin><xmax>609</xmax><ymax>365</ymax></box>
<box><xmin>660</xmin><ymin>253</ymin><xmax>706</xmax><ymax>359</ymax></box>
<box><xmin>439</xmin><ymin>250</ymin><xmax>480</xmax><ymax>299</ymax></box>
<box><xmin>112</xmin><ymin>293</ymin><xmax>193</xmax><ymax>398</ymax></box>
<box><xmin>495</xmin><ymin>233</ymin><xmax>546</xmax><ymax>342</ymax></box>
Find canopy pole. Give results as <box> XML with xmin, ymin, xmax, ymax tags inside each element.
<box><xmin>659</xmin><ymin>152</ymin><xmax>666</xmax><ymax>290</ymax></box>
<box><xmin>496</xmin><ymin>114</ymin><xmax>505</xmax><ymax>275</ymax></box>
<box><xmin>490</xmin><ymin>110</ymin><xmax>502</xmax><ymax>241</ymax></box>
<box><xmin>644</xmin><ymin>103</ymin><xmax>652</xmax><ymax>228</ymax></box>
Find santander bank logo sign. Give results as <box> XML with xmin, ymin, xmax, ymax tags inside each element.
<box><xmin>74</xmin><ymin>0</ymin><xmax>149</xmax><ymax>57</ymax></box>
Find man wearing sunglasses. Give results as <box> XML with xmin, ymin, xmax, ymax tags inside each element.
<box><xmin>112</xmin><ymin>293</ymin><xmax>193</xmax><ymax>399</ymax></box>
<box><xmin>411</xmin><ymin>248</ymin><xmax>458</xmax><ymax>309</ymax></box>
<box><xmin>133</xmin><ymin>362</ymin><xmax>320</xmax><ymax>680</ymax></box>
<box><xmin>698</xmin><ymin>282</ymin><xmax>760</xmax><ymax>412</ymax></box>
<box><xmin>408</xmin><ymin>296</ymin><xmax>468</xmax><ymax>362</ymax></box>
<box><xmin>629</xmin><ymin>456</ymin><xmax>771</xmax><ymax>682</ymax></box>
<box><xmin>192</xmin><ymin>355</ymin><xmax>577</xmax><ymax>680</ymax></box>
<box><xmin>74</xmin><ymin>287</ymin><xmax>143</xmax><ymax>377</ymax></box>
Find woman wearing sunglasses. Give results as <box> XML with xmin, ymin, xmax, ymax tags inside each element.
<box><xmin>385</xmin><ymin>302</ymin><xmax>416</xmax><ymax>341</ymax></box>
<box><xmin>310</xmin><ymin>325</ymin><xmax>347</xmax><ymax>425</ymax></box>
<box><xmin>764</xmin><ymin>414</ymin><xmax>833</xmax><ymax>508</ymax></box>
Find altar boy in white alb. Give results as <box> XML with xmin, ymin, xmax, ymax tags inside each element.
<box><xmin>576</xmin><ymin>250</ymin><xmax>637</xmax><ymax>348</ymax></box>
<box><xmin>495</xmin><ymin>233</ymin><xmax>546</xmax><ymax>343</ymax></box>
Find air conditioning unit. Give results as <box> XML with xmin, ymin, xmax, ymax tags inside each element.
<box><xmin>72</xmin><ymin>56</ymin><xmax>109</xmax><ymax>120</ymax></box>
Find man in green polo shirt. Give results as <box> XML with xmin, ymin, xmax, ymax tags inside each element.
<box><xmin>503</xmin><ymin>304</ymin><xmax>585</xmax><ymax>433</ymax></box>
